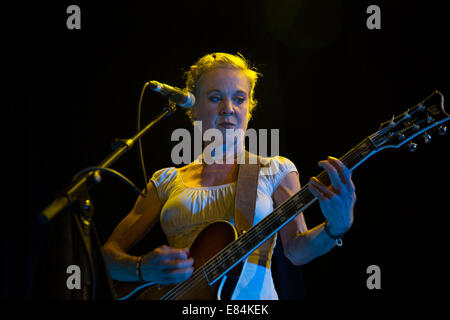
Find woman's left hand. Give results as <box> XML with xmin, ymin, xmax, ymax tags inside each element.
<box><xmin>308</xmin><ymin>156</ymin><xmax>356</xmax><ymax>236</ymax></box>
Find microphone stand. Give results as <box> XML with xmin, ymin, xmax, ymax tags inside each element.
<box><xmin>38</xmin><ymin>102</ymin><xmax>177</xmax><ymax>299</ymax></box>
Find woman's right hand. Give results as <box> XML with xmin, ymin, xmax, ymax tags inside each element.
<box><xmin>140</xmin><ymin>245</ymin><xmax>194</xmax><ymax>284</ymax></box>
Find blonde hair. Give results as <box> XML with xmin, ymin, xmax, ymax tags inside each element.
<box><xmin>183</xmin><ymin>52</ymin><xmax>261</xmax><ymax>122</ymax></box>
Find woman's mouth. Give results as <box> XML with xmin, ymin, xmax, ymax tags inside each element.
<box><xmin>218</xmin><ymin>122</ymin><xmax>236</xmax><ymax>129</ymax></box>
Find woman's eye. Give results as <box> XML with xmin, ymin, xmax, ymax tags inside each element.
<box><xmin>235</xmin><ymin>97</ymin><xmax>246</xmax><ymax>104</ymax></box>
<box><xmin>209</xmin><ymin>96</ymin><xmax>221</xmax><ymax>103</ymax></box>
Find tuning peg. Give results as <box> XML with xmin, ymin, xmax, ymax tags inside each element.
<box><xmin>408</xmin><ymin>141</ymin><xmax>418</xmax><ymax>152</ymax></box>
<box><xmin>403</xmin><ymin>109</ymin><xmax>411</xmax><ymax>119</ymax></box>
<box><xmin>423</xmin><ymin>132</ymin><xmax>432</xmax><ymax>143</ymax></box>
<box><xmin>439</xmin><ymin>125</ymin><xmax>447</xmax><ymax>136</ymax></box>
<box><xmin>388</xmin><ymin>115</ymin><xmax>396</xmax><ymax>127</ymax></box>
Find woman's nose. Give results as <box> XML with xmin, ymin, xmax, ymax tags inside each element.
<box><xmin>219</xmin><ymin>98</ymin><xmax>234</xmax><ymax>115</ymax></box>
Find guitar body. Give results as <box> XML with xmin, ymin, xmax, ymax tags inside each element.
<box><xmin>114</xmin><ymin>220</ymin><xmax>243</xmax><ymax>300</ymax></box>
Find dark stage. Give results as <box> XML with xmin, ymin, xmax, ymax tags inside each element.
<box><xmin>4</xmin><ymin>0</ymin><xmax>449</xmax><ymax>306</ymax></box>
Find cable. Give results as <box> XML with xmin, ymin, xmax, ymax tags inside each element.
<box><xmin>73</xmin><ymin>82</ymin><xmax>159</xmax><ymax>199</ymax></box>
<box><xmin>137</xmin><ymin>82</ymin><xmax>150</xmax><ymax>197</ymax></box>
<box><xmin>72</xmin><ymin>167</ymin><xmax>146</xmax><ymax>198</ymax></box>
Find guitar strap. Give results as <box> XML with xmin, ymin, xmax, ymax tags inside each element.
<box><xmin>234</xmin><ymin>151</ymin><xmax>277</xmax><ymax>269</ymax></box>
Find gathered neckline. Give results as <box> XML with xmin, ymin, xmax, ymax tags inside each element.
<box><xmin>174</xmin><ymin>167</ymin><xmax>236</xmax><ymax>190</ymax></box>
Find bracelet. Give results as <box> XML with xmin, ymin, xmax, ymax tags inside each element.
<box><xmin>136</xmin><ymin>255</ymin><xmax>145</xmax><ymax>282</ymax></box>
<box><xmin>324</xmin><ymin>222</ymin><xmax>344</xmax><ymax>247</ymax></box>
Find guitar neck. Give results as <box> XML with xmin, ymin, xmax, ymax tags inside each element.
<box><xmin>201</xmin><ymin>137</ymin><xmax>377</xmax><ymax>285</ymax></box>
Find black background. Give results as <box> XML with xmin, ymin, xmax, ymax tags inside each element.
<box><xmin>4</xmin><ymin>0</ymin><xmax>449</xmax><ymax>300</ymax></box>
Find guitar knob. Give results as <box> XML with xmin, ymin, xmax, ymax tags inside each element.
<box><xmin>423</xmin><ymin>132</ymin><xmax>432</xmax><ymax>143</ymax></box>
<box><xmin>439</xmin><ymin>125</ymin><xmax>447</xmax><ymax>135</ymax></box>
<box><xmin>408</xmin><ymin>141</ymin><xmax>418</xmax><ymax>152</ymax></box>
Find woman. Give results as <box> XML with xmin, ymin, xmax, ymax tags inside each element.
<box><xmin>102</xmin><ymin>52</ymin><xmax>356</xmax><ymax>299</ymax></box>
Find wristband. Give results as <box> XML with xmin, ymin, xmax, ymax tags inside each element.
<box><xmin>324</xmin><ymin>222</ymin><xmax>344</xmax><ymax>247</ymax></box>
<box><xmin>136</xmin><ymin>255</ymin><xmax>145</xmax><ymax>282</ymax></box>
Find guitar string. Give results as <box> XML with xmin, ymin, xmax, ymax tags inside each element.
<box><xmin>161</xmin><ymin>267</ymin><xmax>209</xmax><ymax>300</ymax></box>
<box><xmin>161</xmin><ymin>140</ymin><xmax>371</xmax><ymax>299</ymax></box>
<box><xmin>161</xmin><ymin>137</ymin><xmax>376</xmax><ymax>299</ymax></box>
<box><xmin>162</xmin><ymin>141</ymin><xmax>373</xmax><ymax>299</ymax></box>
<box><xmin>166</xmin><ymin>119</ymin><xmax>437</xmax><ymax>299</ymax></box>
<box><xmin>161</xmin><ymin>169</ymin><xmax>328</xmax><ymax>299</ymax></box>
<box><xmin>159</xmin><ymin>115</ymin><xmax>440</xmax><ymax>299</ymax></box>
<box><xmin>161</xmin><ymin>187</ymin><xmax>319</xmax><ymax>298</ymax></box>
<box><xmin>163</xmin><ymin>186</ymin><xmax>341</xmax><ymax>297</ymax></box>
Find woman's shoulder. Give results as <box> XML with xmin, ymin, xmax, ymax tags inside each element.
<box><xmin>254</xmin><ymin>155</ymin><xmax>298</xmax><ymax>192</ymax></box>
<box><xmin>150</xmin><ymin>166</ymin><xmax>178</xmax><ymax>185</ymax></box>
<box><xmin>256</xmin><ymin>154</ymin><xmax>298</xmax><ymax>176</ymax></box>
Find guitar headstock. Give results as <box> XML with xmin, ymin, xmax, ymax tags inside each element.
<box><xmin>369</xmin><ymin>90</ymin><xmax>449</xmax><ymax>152</ymax></box>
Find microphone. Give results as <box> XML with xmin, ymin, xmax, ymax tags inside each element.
<box><xmin>148</xmin><ymin>80</ymin><xmax>195</xmax><ymax>108</ymax></box>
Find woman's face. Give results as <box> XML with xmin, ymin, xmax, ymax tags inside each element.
<box><xmin>192</xmin><ymin>67</ymin><xmax>251</xmax><ymax>138</ymax></box>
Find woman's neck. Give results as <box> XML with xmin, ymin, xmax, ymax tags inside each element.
<box><xmin>196</xmin><ymin>141</ymin><xmax>245</xmax><ymax>165</ymax></box>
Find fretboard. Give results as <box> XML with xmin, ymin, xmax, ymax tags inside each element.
<box><xmin>199</xmin><ymin>136</ymin><xmax>377</xmax><ymax>285</ymax></box>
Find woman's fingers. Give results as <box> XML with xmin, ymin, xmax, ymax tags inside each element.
<box><xmin>308</xmin><ymin>157</ymin><xmax>356</xmax><ymax>236</ymax></box>
<box><xmin>151</xmin><ymin>245</ymin><xmax>189</xmax><ymax>261</ymax></box>
<box><xmin>159</xmin><ymin>255</ymin><xmax>194</xmax><ymax>283</ymax></box>
<box><xmin>326</xmin><ymin>157</ymin><xmax>348</xmax><ymax>184</ymax></box>
<box><xmin>317</xmin><ymin>159</ymin><xmax>345</xmax><ymax>194</ymax></box>
<box><xmin>142</xmin><ymin>245</ymin><xmax>195</xmax><ymax>284</ymax></box>
<box><xmin>315</xmin><ymin>157</ymin><xmax>355</xmax><ymax>196</ymax></box>
<box><xmin>159</xmin><ymin>257</ymin><xmax>194</xmax><ymax>269</ymax></box>
<box><xmin>309</xmin><ymin>177</ymin><xmax>333</xmax><ymax>200</ymax></box>
<box><xmin>154</xmin><ymin>246</ymin><xmax>193</xmax><ymax>269</ymax></box>
<box><xmin>327</xmin><ymin>157</ymin><xmax>355</xmax><ymax>192</ymax></box>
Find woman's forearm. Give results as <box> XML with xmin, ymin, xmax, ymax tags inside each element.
<box><xmin>102</xmin><ymin>243</ymin><xmax>140</xmax><ymax>282</ymax></box>
<box><xmin>284</xmin><ymin>222</ymin><xmax>338</xmax><ymax>266</ymax></box>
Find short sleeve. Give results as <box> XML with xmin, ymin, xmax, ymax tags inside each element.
<box><xmin>150</xmin><ymin>167</ymin><xmax>178</xmax><ymax>203</ymax></box>
<box><xmin>269</xmin><ymin>156</ymin><xmax>298</xmax><ymax>191</ymax></box>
